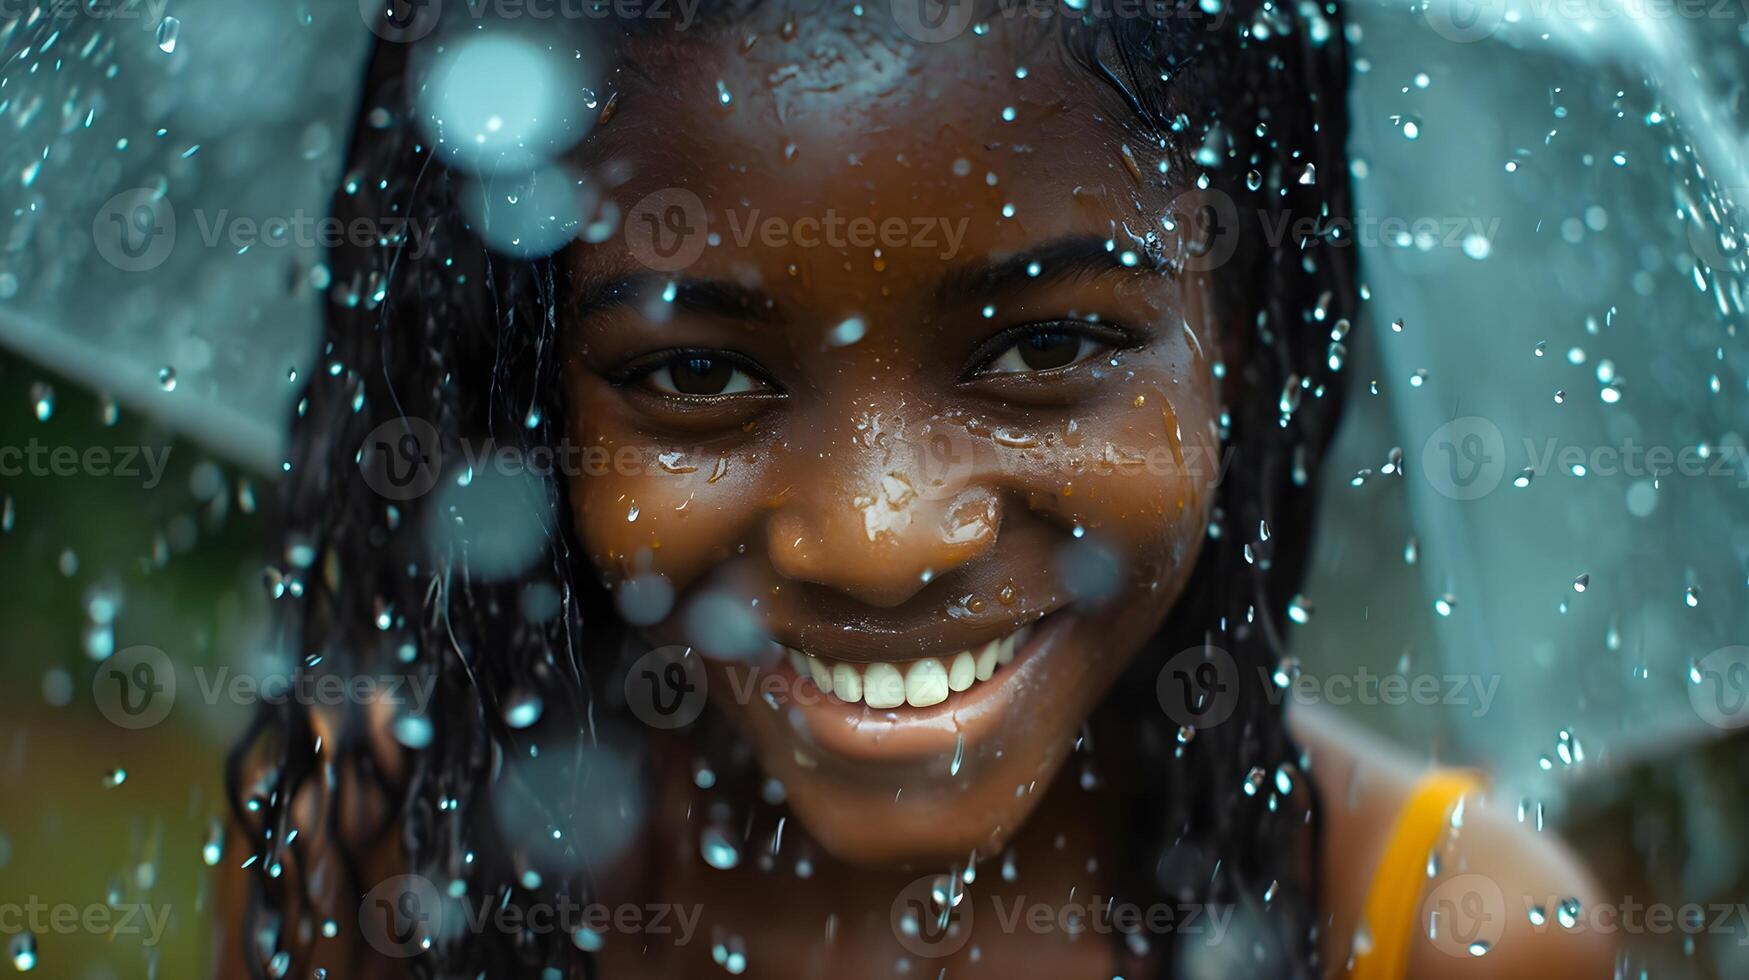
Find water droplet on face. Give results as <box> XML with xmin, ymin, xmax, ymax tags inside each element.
<box><xmin>827</xmin><ymin>316</ymin><xmax>865</xmax><ymax>347</ymax></box>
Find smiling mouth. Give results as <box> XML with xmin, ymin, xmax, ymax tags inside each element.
<box><xmin>781</xmin><ymin>624</ymin><xmax>1033</xmax><ymax>709</ymax></box>
<box><xmin>764</xmin><ymin>610</ymin><xmax>1071</xmax><ymax>764</ymax></box>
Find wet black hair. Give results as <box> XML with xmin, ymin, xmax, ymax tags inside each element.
<box><xmin>228</xmin><ymin>0</ymin><xmax>1357</xmax><ymax>976</ymax></box>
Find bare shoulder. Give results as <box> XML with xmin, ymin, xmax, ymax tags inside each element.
<box><xmin>1288</xmin><ymin>703</ymin><xmax>1615</xmax><ymax>980</ymax></box>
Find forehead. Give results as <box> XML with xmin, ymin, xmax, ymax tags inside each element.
<box><xmin>570</xmin><ymin>16</ymin><xmax>1186</xmax><ymax>283</ymax></box>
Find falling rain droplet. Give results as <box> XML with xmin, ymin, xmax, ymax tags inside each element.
<box><xmin>1572</xmin><ymin>574</ymin><xmax>1588</xmax><ymax>593</ymax></box>
<box><xmin>103</xmin><ymin>768</ymin><xmax>127</xmax><ymax>788</ymax></box>
<box><xmin>503</xmin><ymin>692</ymin><xmax>544</xmax><ymax>729</ymax></box>
<box><xmin>28</xmin><ymin>383</ymin><xmax>52</xmax><ymax>422</ymax></box>
<box><xmin>156</xmin><ymin>16</ymin><xmax>180</xmax><ymax>53</ymax></box>
<box><xmin>700</xmin><ymin>826</ymin><xmax>742</xmax><ymax>870</ymax></box>
<box><xmin>158</xmin><ymin>366</ymin><xmax>177</xmax><ymax>391</ymax></box>
<box><xmin>202</xmin><ymin>819</ymin><xmax>225</xmax><ymax>866</ymax></box>
<box><xmin>9</xmin><ymin>933</ymin><xmax>36</xmax><ymax>972</ymax></box>
<box><xmin>828</xmin><ymin>316</ymin><xmax>866</xmax><ymax>347</ymax></box>
<box><xmin>1286</xmin><ymin>594</ymin><xmax>1313</xmax><ymax>624</ymax></box>
<box><xmin>1684</xmin><ymin>586</ymin><xmax>1700</xmax><ymax>607</ymax></box>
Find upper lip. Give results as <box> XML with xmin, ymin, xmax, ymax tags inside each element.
<box><xmin>769</xmin><ymin>607</ymin><xmax>1059</xmax><ymax>664</ymax></box>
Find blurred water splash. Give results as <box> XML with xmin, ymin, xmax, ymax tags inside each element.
<box><xmin>0</xmin><ymin>0</ymin><xmax>371</xmax><ymax>472</ymax></box>
<box><xmin>1297</xmin><ymin>0</ymin><xmax>1749</xmax><ymax>799</ymax></box>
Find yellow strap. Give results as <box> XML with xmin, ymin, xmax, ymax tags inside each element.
<box><xmin>1346</xmin><ymin>769</ymin><xmax>1485</xmax><ymax>980</ymax></box>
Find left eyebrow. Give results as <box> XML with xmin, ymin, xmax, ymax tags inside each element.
<box><xmin>573</xmin><ymin>272</ymin><xmax>784</xmax><ymax>325</ymax></box>
<box><xmin>934</xmin><ymin>234</ymin><xmax>1160</xmax><ymax>308</ymax></box>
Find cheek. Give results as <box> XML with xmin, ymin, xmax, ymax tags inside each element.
<box><xmin>1008</xmin><ymin>378</ymin><xmax>1220</xmax><ymax>599</ymax></box>
<box><xmin>566</xmin><ymin>382</ymin><xmax>774</xmax><ymax>590</ymax></box>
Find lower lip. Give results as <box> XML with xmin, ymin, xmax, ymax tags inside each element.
<box><xmin>772</xmin><ymin>612</ymin><xmax>1072</xmax><ymax>764</ymax></box>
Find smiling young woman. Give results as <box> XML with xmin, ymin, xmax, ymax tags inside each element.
<box><xmin>222</xmin><ymin>2</ymin><xmax>1613</xmax><ymax>978</ymax></box>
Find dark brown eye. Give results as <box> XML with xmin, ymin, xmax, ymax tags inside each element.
<box><xmin>982</xmin><ymin>328</ymin><xmax>1097</xmax><ymax>375</ymax></box>
<box><xmin>640</xmin><ymin>353</ymin><xmax>763</xmax><ymax>397</ymax></box>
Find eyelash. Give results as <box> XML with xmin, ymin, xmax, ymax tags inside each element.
<box><xmin>967</xmin><ymin>321</ymin><xmax>1132</xmax><ymax>378</ymax></box>
<box><xmin>614</xmin><ymin>348</ymin><xmax>778</xmax><ymax>399</ymax></box>
<box><xmin>615</xmin><ymin>321</ymin><xmax>1130</xmax><ymax>400</ymax></box>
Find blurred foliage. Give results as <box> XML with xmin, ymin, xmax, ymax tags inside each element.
<box><xmin>0</xmin><ymin>345</ymin><xmax>269</xmax><ymax>978</ymax></box>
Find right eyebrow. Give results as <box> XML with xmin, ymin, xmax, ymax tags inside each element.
<box><xmin>573</xmin><ymin>273</ymin><xmax>785</xmax><ymax>325</ymax></box>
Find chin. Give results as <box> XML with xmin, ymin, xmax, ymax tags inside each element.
<box><xmin>698</xmin><ymin>608</ymin><xmax>1130</xmax><ymax>868</ymax></box>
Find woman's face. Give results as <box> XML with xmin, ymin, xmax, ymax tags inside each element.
<box><xmin>563</xmin><ymin>13</ymin><xmax>1226</xmax><ymax>866</ymax></box>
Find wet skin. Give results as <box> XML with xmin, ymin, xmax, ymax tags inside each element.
<box><xmin>563</xmin><ymin>14</ymin><xmax>1223</xmax><ymax>868</ymax></box>
<box><xmin>217</xmin><ymin>14</ymin><xmax>1615</xmax><ymax>980</ymax></box>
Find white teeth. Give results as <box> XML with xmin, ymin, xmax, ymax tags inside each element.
<box><xmin>784</xmin><ymin>622</ymin><xmax>1038</xmax><ymax>709</ymax></box>
<box><xmin>863</xmin><ymin>662</ymin><xmax>906</xmax><ymax>709</ymax></box>
<box><xmin>947</xmin><ymin>651</ymin><xmax>976</xmax><ymax>692</ymax></box>
<box><xmin>974</xmin><ymin>641</ymin><xmax>999</xmax><ymax>681</ymax></box>
<box><xmin>904</xmin><ymin>659</ymin><xmax>950</xmax><ymax>708</ymax></box>
<box><xmin>807</xmin><ymin>655</ymin><xmax>834</xmax><ymax>694</ymax></box>
<box><xmin>832</xmin><ymin>662</ymin><xmax>861</xmax><ymax>702</ymax></box>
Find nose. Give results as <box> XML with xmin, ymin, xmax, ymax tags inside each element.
<box><xmin>767</xmin><ymin>474</ymin><xmax>1001</xmax><ymax>608</ymax></box>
